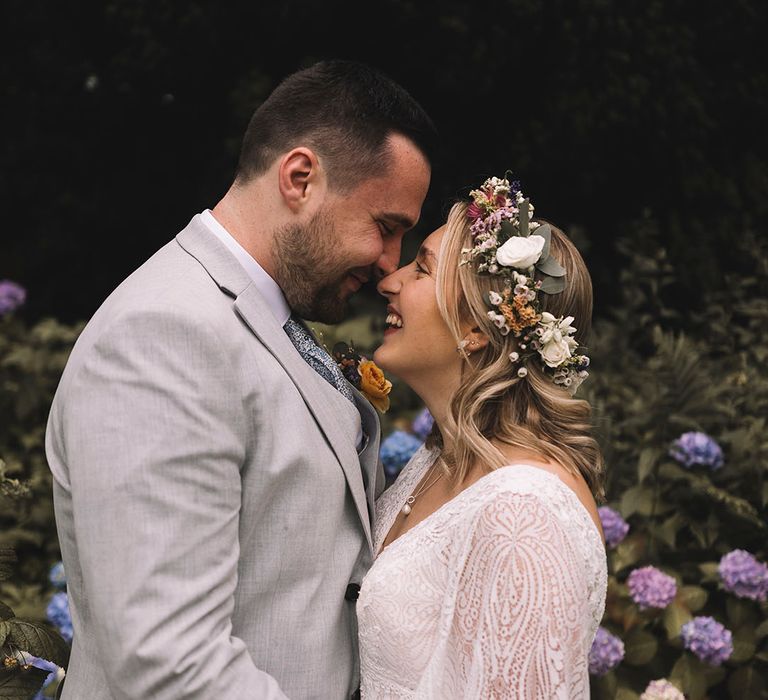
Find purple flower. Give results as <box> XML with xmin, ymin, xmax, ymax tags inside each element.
<box><xmin>46</xmin><ymin>591</ymin><xmax>73</xmax><ymax>643</ymax></box>
<box><xmin>681</xmin><ymin>616</ymin><xmax>733</xmax><ymax>666</ymax></box>
<box><xmin>627</xmin><ymin>566</ymin><xmax>677</xmax><ymax>610</ymax></box>
<box><xmin>49</xmin><ymin>561</ymin><xmax>67</xmax><ymax>589</ymax></box>
<box><xmin>380</xmin><ymin>430</ymin><xmax>423</xmax><ymax>480</ymax></box>
<box><xmin>598</xmin><ymin>506</ymin><xmax>629</xmax><ymax>548</ymax></box>
<box><xmin>718</xmin><ymin>549</ymin><xmax>768</xmax><ymax>602</ymax></box>
<box><xmin>411</xmin><ymin>407</ymin><xmax>435</xmax><ymax>441</ymax></box>
<box><xmin>24</xmin><ymin>654</ymin><xmax>64</xmax><ymax>700</ymax></box>
<box><xmin>640</xmin><ymin>679</ymin><xmax>685</xmax><ymax>700</ymax></box>
<box><xmin>588</xmin><ymin>626</ymin><xmax>624</xmax><ymax>676</ymax></box>
<box><xmin>0</xmin><ymin>279</ymin><xmax>26</xmax><ymax>316</ymax></box>
<box><xmin>669</xmin><ymin>431</ymin><xmax>724</xmax><ymax>470</ymax></box>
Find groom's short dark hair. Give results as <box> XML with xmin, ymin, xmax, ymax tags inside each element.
<box><xmin>234</xmin><ymin>59</ymin><xmax>439</xmax><ymax>192</ymax></box>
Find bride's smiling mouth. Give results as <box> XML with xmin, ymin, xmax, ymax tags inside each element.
<box><xmin>384</xmin><ymin>306</ymin><xmax>403</xmax><ymax>335</ymax></box>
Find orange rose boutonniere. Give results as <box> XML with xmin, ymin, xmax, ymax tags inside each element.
<box><xmin>333</xmin><ymin>341</ymin><xmax>392</xmax><ymax>413</ymax></box>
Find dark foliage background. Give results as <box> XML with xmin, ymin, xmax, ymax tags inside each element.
<box><xmin>2</xmin><ymin>0</ymin><xmax>766</xmax><ymax>326</ymax></box>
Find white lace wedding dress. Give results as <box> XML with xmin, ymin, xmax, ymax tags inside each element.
<box><xmin>357</xmin><ymin>445</ymin><xmax>607</xmax><ymax>699</ymax></box>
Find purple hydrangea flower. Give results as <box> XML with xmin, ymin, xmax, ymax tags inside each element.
<box><xmin>718</xmin><ymin>549</ymin><xmax>768</xmax><ymax>602</ymax></box>
<box><xmin>669</xmin><ymin>431</ymin><xmax>724</xmax><ymax>470</ymax></box>
<box><xmin>588</xmin><ymin>626</ymin><xmax>624</xmax><ymax>676</ymax></box>
<box><xmin>411</xmin><ymin>407</ymin><xmax>435</xmax><ymax>441</ymax></box>
<box><xmin>627</xmin><ymin>565</ymin><xmax>677</xmax><ymax>610</ymax></box>
<box><xmin>640</xmin><ymin>679</ymin><xmax>685</xmax><ymax>700</ymax></box>
<box><xmin>380</xmin><ymin>430</ymin><xmax>423</xmax><ymax>480</ymax></box>
<box><xmin>680</xmin><ymin>616</ymin><xmax>733</xmax><ymax>666</ymax></box>
<box><xmin>0</xmin><ymin>280</ymin><xmax>26</xmax><ymax>316</ymax></box>
<box><xmin>49</xmin><ymin>561</ymin><xmax>66</xmax><ymax>589</ymax></box>
<box><xmin>46</xmin><ymin>591</ymin><xmax>73</xmax><ymax>643</ymax></box>
<box><xmin>598</xmin><ymin>506</ymin><xmax>630</xmax><ymax>548</ymax></box>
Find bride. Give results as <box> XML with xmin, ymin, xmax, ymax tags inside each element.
<box><xmin>357</xmin><ymin>174</ymin><xmax>608</xmax><ymax>698</ymax></box>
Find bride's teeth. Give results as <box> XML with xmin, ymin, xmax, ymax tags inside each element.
<box><xmin>386</xmin><ymin>313</ymin><xmax>403</xmax><ymax>328</ymax></box>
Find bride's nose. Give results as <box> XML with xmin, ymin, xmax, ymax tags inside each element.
<box><xmin>376</xmin><ymin>268</ymin><xmax>403</xmax><ymax>298</ymax></box>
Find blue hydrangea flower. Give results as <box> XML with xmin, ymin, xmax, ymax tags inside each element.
<box><xmin>680</xmin><ymin>616</ymin><xmax>733</xmax><ymax>666</ymax></box>
<box><xmin>588</xmin><ymin>626</ymin><xmax>624</xmax><ymax>676</ymax></box>
<box><xmin>597</xmin><ymin>506</ymin><xmax>629</xmax><ymax>548</ymax></box>
<box><xmin>669</xmin><ymin>431</ymin><xmax>724</xmax><ymax>470</ymax></box>
<box><xmin>380</xmin><ymin>430</ymin><xmax>423</xmax><ymax>480</ymax></box>
<box><xmin>640</xmin><ymin>679</ymin><xmax>685</xmax><ymax>700</ymax></box>
<box><xmin>24</xmin><ymin>654</ymin><xmax>64</xmax><ymax>700</ymax></box>
<box><xmin>49</xmin><ymin>561</ymin><xmax>67</xmax><ymax>589</ymax></box>
<box><xmin>411</xmin><ymin>407</ymin><xmax>435</xmax><ymax>441</ymax></box>
<box><xmin>718</xmin><ymin>549</ymin><xmax>768</xmax><ymax>602</ymax></box>
<box><xmin>627</xmin><ymin>565</ymin><xmax>677</xmax><ymax>610</ymax></box>
<box><xmin>0</xmin><ymin>279</ymin><xmax>26</xmax><ymax>316</ymax></box>
<box><xmin>46</xmin><ymin>591</ymin><xmax>73</xmax><ymax>643</ymax></box>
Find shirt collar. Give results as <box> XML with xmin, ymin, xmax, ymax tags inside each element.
<box><xmin>200</xmin><ymin>209</ymin><xmax>291</xmax><ymax>326</ymax></box>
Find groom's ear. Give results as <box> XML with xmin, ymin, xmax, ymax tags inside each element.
<box><xmin>278</xmin><ymin>147</ymin><xmax>325</xmax><ymax>212</ymax></box>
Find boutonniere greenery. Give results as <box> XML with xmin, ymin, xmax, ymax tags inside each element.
<box><xmin>332</xmin><ymin>341</ymin><xmax>392</xmax><ymax>413</ymax></box>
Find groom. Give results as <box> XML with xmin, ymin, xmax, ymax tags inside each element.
<box><xmin>45</xmin><ymin>59</ymin><xmax>436</xmax><ymax>699</ymax></box>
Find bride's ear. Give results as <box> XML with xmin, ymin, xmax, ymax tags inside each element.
<box><xmin>459</xmin><ymin>327</ymin><xmax>490</xmax><ymax>354</ymax></box>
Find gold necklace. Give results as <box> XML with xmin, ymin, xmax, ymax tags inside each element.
<box><xmin>401</xmin><ymin>458</ymin><xmax>447</xmax><ymax>516</ymax></box>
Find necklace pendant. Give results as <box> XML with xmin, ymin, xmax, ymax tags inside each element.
<box><xmin>402</xmin><ymin>496</ymin><xmax>415</xmax><ymax>516</ymax></box>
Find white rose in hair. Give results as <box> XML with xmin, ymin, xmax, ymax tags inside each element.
<box><xmin>540</xmin><ymin>337</ymin><xmax>575</xmax><ymax>368</ymax></box>
<box><xmin>495</xmin><ymin>235</ymin><xmax>546</xmax><ymax>269</ymax></box>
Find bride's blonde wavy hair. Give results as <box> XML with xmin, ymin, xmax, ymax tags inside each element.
<box><xmin>431</xmin><ymin>201</ymin><xmax>605</xmax><ymax>502</ymax></box>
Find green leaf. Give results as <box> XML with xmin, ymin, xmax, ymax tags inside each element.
<box><xmin>536</xmin><ymin>224</ymin><xmax>552</xmax><ymax>258</ymax></box>
<box><xmin>637</xmin><ymin>447</ymin><xmax>658</xmax><ymax>483</ymax></box>
<box><xmin>678</xmin><ymin>585</ymin><xmax>708</xmax><ymax>612</ymax></box>
<box><xmin>615</xmin><ymin>688</ymin><xmax>640</xmax><ymax>700</ymax></box>
<box><xmin>697</xmin><ymin>562</ymin><xmax>720</xmax><ymax>583</ymax></box>
<box><xmin>0</xmin><ymin>620</ymin><xmax>10</xmax><ymax>647</ymax></box>
<box><xmin>663</xmin><ymin>600</ymin><xmax>693</xmax><ymax>639</ymax></box>
<box><xmin>654</xmin><ymin>512</ymin><xmax>683</xmax><ymax>549</ymax></box>
<box><xmin>727</xmin><ymin>665</ymin><xmax>766</xmax><ymax>699</ymax></box>
<box><xmin>0</xmin><ymin>602</ymin><xmax>14</xmax><ymax>622</ymax></box>
<box><xmin>669</xmin><ymin>654</ymin><xmax>707</xmax><ymax>700</ymax></box>
<box><xmin>726</xmin><ymin>598</ymin><xmax>752</xmax><ymax>628</ymax></box>
<box><xmin>518</xmin><ymin>200</ymin><xmax>529</xmax><ymax>236</ymax></box>
<box><xmin>538</xmin><ymin>275</ymin><xmax>566</xmax><ymax>294</ymax></box>
<box><xmin>755</xmin><ymin>619</ymin><xmax>768</xmax><ymax>640</ymax></box>
<box><xmin>610</xmin><ymin>534</ymin><xmax>646</xmax><ymax>573</ymax></box>
<box><xmin>622</xmin><ymin>628</ymin><xmax>658</xmax><ymax>665</ymax></box>
<box><xmin>5</xmin><ymin>620</ymin><xmax>70</xmax><ymax>669</ymax></box>
<box><xmin>499</xmin><ymin>219</ymin><xmax>515</xmax><ymax>243</ymax></box>
<box><xmin>0</xmin><ymin>666</ymin><xmax>50</xmax><ymax>700</ymax></box>
<box><xmin>0</xmin><ymin>548</ymin><xmax>16</xmax><ymax>582</ymax></box>
<box><xmin>535</xmin><ymin>255</ymin><xmax>566</xmax><ymax>277</ymax></box>
<box><xmin>729</xmin><ymin>625</ymin><xmax>757</xmax><ymax>663</ymax></box>
<box><xmin>620</xmin><ymin>484</ymin><xmax>655</xmax><ymax>517</ymax></box>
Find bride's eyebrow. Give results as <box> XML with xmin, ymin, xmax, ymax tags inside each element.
<box><xmin>417</xmin><ymin>245</ymin><xmax>437</xmax><ymax>266</ymax></box>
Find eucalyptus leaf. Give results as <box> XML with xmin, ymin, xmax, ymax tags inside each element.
<box><xmin>518</xmin><ymin>200</ymin><xmax>529</xmax><ymax>237</ymax></box>
<box><xmin>499</xmin><ymin>219</ymin><xmax>515</xmax><ymax>243</ymax></box>
<box><xmin>536</xmin><ymin>224</ymin><xmax>552</xmax><ymax>258</ymax></box>
<box><xmin>535</xmin><ymin>255</ymin><xmax>566</xmax><ymax>277</ymax></box>
<box><xmin>538</xmin><ymin>275</ymin><xmax>566</xmax><ymax>294</ymax></box>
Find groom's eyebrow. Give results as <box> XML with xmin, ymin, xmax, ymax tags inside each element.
<box><xmin>380</xmin><ymin>212</ymin><xmax>416</xmax><ymax>230</ymax></box>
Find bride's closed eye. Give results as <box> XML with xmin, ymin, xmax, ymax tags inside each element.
<box><xmin>414</xmin><ymin>261</ymin><xmax>429</xmax><ymax>277</ymax></box>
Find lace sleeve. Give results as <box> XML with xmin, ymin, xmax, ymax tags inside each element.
<box><xmin>418</xmin><ymin>489</ymin><xmax>592</xmax><ymax>699</ymax></box>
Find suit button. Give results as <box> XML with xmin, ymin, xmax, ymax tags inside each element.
<box><xmin>345</xmin><ymin>583</ymin><xmax>360</xmax><ymax>601</ymax></box>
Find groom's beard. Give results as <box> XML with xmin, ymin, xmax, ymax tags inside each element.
<box><xmin>272</xmin><ymin>209</ymin><xmax>357</xmax><ymax>324</ymax></box>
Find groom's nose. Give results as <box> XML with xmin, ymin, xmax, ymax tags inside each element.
<box><xmin>374</xmin><ymin>233</ymin><xmax>404</xmax><ymax>280</ymax></box>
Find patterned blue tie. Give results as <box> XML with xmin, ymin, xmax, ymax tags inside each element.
<box><xmin>283</xmin><ymin>316</ymin><xmax>356</xmax><ymax>404</ymax></box>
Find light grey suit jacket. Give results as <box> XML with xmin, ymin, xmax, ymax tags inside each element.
<box><xmin>45</xmin><ymin>215</ymin><xmax>385</xmax><ymax>699</ymax></box>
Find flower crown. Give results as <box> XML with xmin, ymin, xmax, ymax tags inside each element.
<box><xmin>460</xmin><ymin>172</ymin><xmax>590</xmax><ymax>394</ymax></box>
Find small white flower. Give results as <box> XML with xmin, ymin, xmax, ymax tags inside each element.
<box><xmin>495</xmin><ymin>234</ymin><xmax>546</xmax><ymax>269</ymax></box>
<box><xmin>517</xmin><ymin>367</ymin><xmax>528</xmax><ymax>378</ymax></box>
<box><xmin>488</xmin><ymin>291</ymin><xmax>503</xmax><ymax>305</ymax></box>
<box><xmin>488</xmin><ymin>264</ymin><xmax>499</xmax><ymax>274</ymax></box>
<box><xmin>509</xmin><ymin>351</ymin><xmax>520</xmax><ymax>362</ymax></box>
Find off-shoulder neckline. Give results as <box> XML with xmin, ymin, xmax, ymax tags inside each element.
<box><xmin>377</xmin><ymin>458</ymin><xmax>604</xmax><ymax>558</ymax></box>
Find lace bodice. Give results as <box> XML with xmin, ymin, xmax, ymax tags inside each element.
<box><xmin>357</xmin><ymin>445</ymin><xmax>607</xmax><ymax>699</ymax></box>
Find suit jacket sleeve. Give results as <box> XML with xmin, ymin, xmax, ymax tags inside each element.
<box><xmin>59</xmin><ymin>307</ymin><xmax>289</xmax><ymax>699</ymax></box>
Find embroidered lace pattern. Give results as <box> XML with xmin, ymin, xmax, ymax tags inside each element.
<box><xmin>357</xmin><ymin>445</ymin><xmax>607</xmax><ymax>699</ymax></box>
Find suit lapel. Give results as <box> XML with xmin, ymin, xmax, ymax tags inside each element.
<box><xmin>177</xmin><ymin>217</ymin><xmax>374</xmax><ymax>552</ymax></box>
